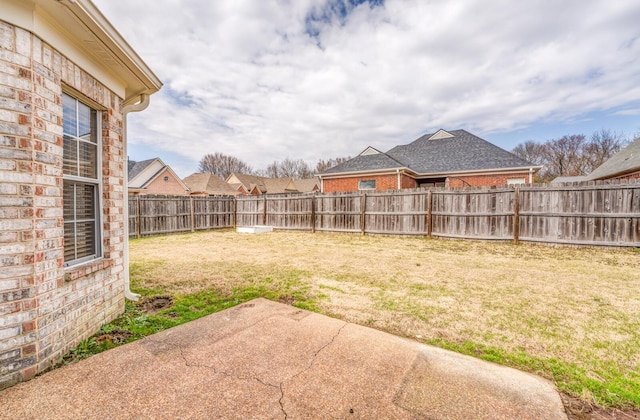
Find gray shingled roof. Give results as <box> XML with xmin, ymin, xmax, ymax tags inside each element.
<box><xmin>323</xmin><ymin>129</ymin><xmax>536</xmax><ymax>175</ymax></box>
<box><xmin>551</xmin><ymin>176</ymin><xmax>588</xmax><ymax>184</ymax></box>
<box><xmin>127</xmin><ymin>158</ymin><xmax>156</xmax><ymax>181</ymax></box>
<box><xmin>586</xmin><ymin>137</ymin><xmax>640</xmax><ymax>180</ymax></box>
<box><xmin>322</xmin><ymin>151</ymin><xmax>406</xmax><ymax>174</ymax></box>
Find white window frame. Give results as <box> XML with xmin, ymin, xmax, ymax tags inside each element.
<box><xmin>62</xmin><ymin>91</ymin><xmax>103</xmax><ymax>267</ymax></box>
<box><xmin>507</xmin><ymin>178</ymin><xmax>526</xmax><ymax>185</ymax></box>
<box><xmin>358</xmin><ymin>179</ymin><xmax>376</xmax><ymax>190</ymax></box>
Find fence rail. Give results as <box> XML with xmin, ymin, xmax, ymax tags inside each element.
<box><xmin>128</xmin><ymin>180</ymin><xmax>640</xmax><ymax>247</ymax></box>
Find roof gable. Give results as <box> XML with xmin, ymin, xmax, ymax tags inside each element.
<box><xmin>428</xmin><ymin>129</ymin><xmax>455</xmax><ymax>140</ymax></box>
<box><xmin>128</xmin><ymin>158</ymin><xmax>162</xmax><ymax>186</ymax></box>
<box><xmin>360</xmin><ymin>147</ymin><xmax>382</xmax><ymax>156</ymax></box>
<box><xmin>128</xmin><ymin>158</ymin><xmax>188</xmax><ymax>191</ymax></box>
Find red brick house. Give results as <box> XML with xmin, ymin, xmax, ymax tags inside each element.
<box><xmin>319</xmin><ymin>129</ymin><xmax>541</xmax><ymax>192</ymax></box>
<box><xmin>128</xmin><ymin>158</ymin><xmax>190</xmax><ymax>195</ymax></box>
<box><xmin>0</xmin><ymin>0</ymin><xmax>161</xmax><ymax>388</ymax></box>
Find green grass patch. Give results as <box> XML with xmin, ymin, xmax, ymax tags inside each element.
<box><xmin>424</xmin><ymin>337</ymin><xmax>640</xmax><ymax>409</ymax></box>
<box><xmin>60</xmin><ymin>281</ymin><xmax>318</xmax><ymax>365</ymax></box>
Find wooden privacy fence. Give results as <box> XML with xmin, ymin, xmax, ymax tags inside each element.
<box><xmin>128</xmin><ymin>195</ymin><xmax>235</xmax><ymax>238</ymax></box>
<box><xmin>129</xmin><ymin>181</ymin><xmax>640</xmax><ymax>247</ymax></box>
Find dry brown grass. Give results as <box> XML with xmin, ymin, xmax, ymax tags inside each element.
<box><xmin>129</xmin><ymin>229</ymin><xmax>640</xmax><ymax>407</ymax></box>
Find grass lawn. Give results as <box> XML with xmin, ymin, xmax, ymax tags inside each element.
<box><xmin>76</xmin><ymin>229</ymin><xmax>640</xmax><ymax>410</ymax></box>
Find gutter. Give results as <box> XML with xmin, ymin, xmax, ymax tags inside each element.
<box><xmin>121</xmin><ymin>93</ymin><xmax>150</xmax><ymax>301</ymax></box>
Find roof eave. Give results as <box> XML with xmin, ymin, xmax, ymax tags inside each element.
<box><xmin>36</xmin><ymin>0</ymin><xmax>162</xmax><ymax>102</ymax></box>
<box><xmin>319</xmin><ymin>167</ymin><xmax>415</xmax><ymax>178</ymax></box>
<box><xmin>414</xmin><ymin>165</ymin><xmax>543</xmax><ymax>177</ymax></box>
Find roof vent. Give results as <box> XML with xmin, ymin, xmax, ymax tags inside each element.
<box><xmin>429</xmin><ymin>129</ymin><xmax>455</xmax><ymax>140</ymax></box>
<box><xmin>360</xmin><ymin>147</ymin><xmax>381</xmax><ymax>156</ymax></box>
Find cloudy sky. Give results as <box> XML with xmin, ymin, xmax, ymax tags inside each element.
<box><xmin>93</xmin><ymin>0</ymin><xmax>640</xmax><ymax>177</ymax></box>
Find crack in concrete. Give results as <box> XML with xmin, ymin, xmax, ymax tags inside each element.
<box><xmin>146</xmin><ymin>317</ymin><xmax>349</xmax><ymax>420</ymax></box>
<box><xmin>277</xmin><ymin>321</ymin><xmax>349</xmax><ymax>418</ymax></box>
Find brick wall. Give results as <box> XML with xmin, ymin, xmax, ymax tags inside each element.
<box><xmin>447</xmin><ymin>172</ymin><xmax>532</xmax><ymax>188</ymax></box>
<box><xmin>323</xmin><ymin>173</ymin><xmax>417</xmax><ymax>192</ymax></box>
<box><xmin>322</xmin><ymin>171</ymin><xmax>534</xmax><ymax>192</ymax></box>
<box><xmin>139</xmin><ymin>168</ymin><xmax>188</xmax><ymax>195</ymax></box>
<box><xmin>0</xmin><ymin>21</ymin><xmax>126</xmax><ymax>389</ymax></box>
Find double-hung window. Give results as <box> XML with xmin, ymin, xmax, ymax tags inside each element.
<box><xmin>62</xmin><ymin>92</ymin><xmax>102</xmax><ymax>267</ymax></box>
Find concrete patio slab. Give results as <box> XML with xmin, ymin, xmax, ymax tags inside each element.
<box><xmin>0</xmin><ymin>298</ymin><xmax>567</xmax><ymax>419</ymax></box>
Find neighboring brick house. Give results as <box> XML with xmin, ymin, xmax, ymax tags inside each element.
<box><xmin>128</xmin><ymin>158</ymin><xmax>189</xmax><ymax>195</ymax></box>
<box><xmin>319</xmin><ymin>129</ymin><xmax>541</xmax><ymax>192</ymax></box>
<box><xmin>183</xmin><ymin>173</ymin><xmax>239</xmax><ymax>196</ymax></box>
<box><xmin>0</xmin><ymin>0</ymin><xmax>161</xmax><ymax>388</ymax></box>
<box><xmin>585</xmin><ymin>137</ymin><xmax>640</xmax><ymax>181</ymax></box>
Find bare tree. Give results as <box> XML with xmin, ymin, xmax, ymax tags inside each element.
<box><xmin>540</xmin><ymin>134</ymin><xmax>587</xmax><ymax>180</ymax></box>
<box><xmin>315</xmin><ymin>156</ymin><xmax>351</xmax><ymax>173</ymax></box>
<box><xmin>198</xmin><ymin>152</ymin><xmax>253</xmax><ymax>179</ymax></box>
<box><xmin>511</xmin><ymin>129</ymin><xmax>631</xmax><ymax>182</ymax></box>
<box><xmin>511</xmin><ymin>141</ymin><xmax>545</xmax><ymax>166</ymax></box>
<box><xmin>263</xmin><ymin>158</ymin><xmax>312</xmax><ymax>179</ymax></box>
<box><xmin>583</xmin><ymin>129</ymin><xmax>628</xmax><ymax>171</ymax></box>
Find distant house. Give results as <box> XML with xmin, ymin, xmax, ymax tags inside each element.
<box><xmin>128</xmin><ymin>158</ymin><xmax>189</xmax><ymax>195</ymax></box>
<box><xmin>183</xmin><ymin>173</ymin><xmax>239</xmax><ymax>196</ymax></box>
<box><xmin>294</xmin><ymin>178</ymin><xmax>321</xmax><ymax>193</ymax></box>
<box><xmin>319</xmin><ymin>129</ymin><xmax>541</xmax><ymax>192</ymax></box>
<box><xmin>226</xmin><ymin>173</ymin><xmax>299</xmax><ymax>195</ymax></box>
<box><xmin>227</xmin><ymin>173</ymin><xmax>266</xmax><ymax>195</ymax></box>
<box><xmin>263</xmin><ymin>178</ymin><xmax>298</xmax><ymax>194</ymax></box>
<box><xmin>586</xmin><ymin>137</ymin><xmax>640</xmax><ymax>181</ymax></box>
<box><xmin>0</xmin><ymin>0</ymin><xmax>161</xmax><ymax>388</ymax></box>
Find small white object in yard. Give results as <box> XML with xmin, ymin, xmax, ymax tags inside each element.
<box><xmin>236</xmin><ymin>225</ymin><xmax>274</xmax><ymax>234</ymax></box>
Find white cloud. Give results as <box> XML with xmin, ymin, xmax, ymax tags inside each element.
<box><xmin>95</xmin><ymin>0</ymin><xmax>640</xmax><ymax>175</ymax></box>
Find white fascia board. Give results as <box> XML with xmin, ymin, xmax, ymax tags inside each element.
<box><xmin>320</xmin><ymin>168</ymin><xmax>416</xmax><ymax>179</ymax></box>
<box><xmin>415</xmin><ymin>165</ymin><xmax>544</xmax><ymax>178</ymax></box>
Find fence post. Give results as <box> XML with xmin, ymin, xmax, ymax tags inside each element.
<box><xmin>136</xmin><ymin>194</ymin><xmax>141</xmax><ymax>239</ymax></box>
<box><xmin>233</xmin><ymin>197</ymin><xmax>237</xmax><ymax>229</ymax></box>
<box><xmin>361</xmin><ymin>193</ymin><xmax>367</xmax><ymax>235</ymax></box>
<box><xmin>190</xmin><ymin>196</ymin><xmax>195</xmax><ymax>232</ymax></box>
<box><xmin>263</xmin><ymin>195</ymin><xmax>267</xmax><ymax>225</ymax></box>
<box><xmin>427</xmin><ymin>190</ymin><xmax>432</xmax><ymax>239</ymax></box>
<box><xmin>513</xmin><ymin>187</ymin><xmax>520</xmax><ymax>244</ymax></box>
<box><xmin>310</xmin><ymin>194</ymin><xmax>316</xmax><ymax>233</ymax></box>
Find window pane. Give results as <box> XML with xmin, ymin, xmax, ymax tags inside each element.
<box><xmin>78</xmin><ymin>102</ymin><xmax>96</xmax><ymax>143</ymax></box>
<box><xmin>359</xmin><ymin>180</ymin><xmax>376</xmax><ymax>190</ymax></box>
<box><xmin>78</xmin><ymin>141</ymin><xmax>97</xmax><ymax>178</ymax></box>
<box><xmin>63</xmin><ymin>135</ymin><xmax>78</xmax><ymax>176</ymax></box>
<box><xmin>75</xmin><ymin>221</ymin><xmax>96</xmax><ymax>258</ymax></box>
<box><xmin>75</xmin><ymin>184</ymin><xmax>95</xmax><ymax>220</ymax></box>
<box><xmin>63</xmin><ymin>181</ymin><xmax>75</xmax><ymax>219</ymax></box>
<box><xmin>63</xmin><ymin>94</ymin><xmax>77</xmax><ymax>136</ymax></box>
<box><xmin>64</xmin><ymin>222</ymin><xmax>76</xmax><ymax>261</ymax></box>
